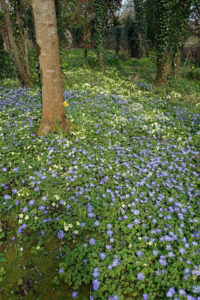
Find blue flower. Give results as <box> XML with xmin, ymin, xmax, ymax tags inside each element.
<box><xmin>59</xmin><ymin>268</ymin><xmax>64</xmax><ymax>273</ymax></box>
<box><xmin>4</xmin><ymin>194</ymin><xmax>10</xmax><ymax>200</ymax></box>
<box><xmin>92</xmin><ymin>268</ymin><xmax>99</xmax><ymax>278</ymax></box>
<box><xmin>93</xmin><ymin>279</ymin><xmax>100</xmax><ymax>291</ymax></box>
<box><xmin>143</xmin><ymin>294</ymin><xmax>149</xmax><ymax>300</ymax></box>
<box><xmin>57</xmin><ymin>230</ymin><xmax>65</xmax><ymax>239</ymax></box>
<box><xmin>72</xmin><ymin>291</ymin><xmax>78</xmax><ymax>298</ymax></box>
<box><xmin>137</xmin><ymin>251</ymin><xmax>143</xmax><ymax>257</ymax></box>
<box><xmin>137</xmin><ymin>273</ymin><xmax>145</xmax><ymax>280</ymax></box>
<box><xmin>89</xmin><ymin>238</ymin><xmax>96</xmax><ymax>245</ymax></box>
<box><xmin>99</xmin><ymin>252</ymin><xmax>106</xmax><ymax>260</ymax></box>
<box><xmin>166</xmin><ymin>288</ymin><xmax>175</xmax><ymax>298</ymax></box>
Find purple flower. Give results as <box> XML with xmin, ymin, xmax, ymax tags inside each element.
<box><xmin>57</xmin><ymin>230</ymin><xmax>65</xmax><ymax>239</ymax></box>
<box><xmin>179</xmin><ymin>289</ymin><xmax>186</xmax><ymax>296</ymax></box>
<box><xmin>112</xmin><ymin>257</ymin><xmax>120</xmax><ymax>267</ymax></box>
<box><xmin>106</xmin><ymin>244</ymin><xmax>112</xmax><ymax>250</ymax></box>
<box><xmin>153</xmin><ymin>250</ymin><xmax>158</xmax><ymax>256</ymax></box>
<box><xmin>38</xmin><ymin>205</ymin><xmax>45</xmax><ymax>210</ymax></box>
<box><xmin>92</xmin><ymin>268</ymin><xmax>99</xmax><ymax>278</ymax></box>
<box><xmin>93</xmin><ymin>279</ymin><xmax>100</xmax><ymax>291</ymax></box>
<box><xmin>59</xmin><ymin>268</ymin><xmax>64</xmax><ymax>273</ymax></box>
<box><xmin>166</xmin><ymin>288</ymin><xmax>175</xmax><ymax>298</ymax></box>
<box><xmin>143</xmin><ymin>294</ymin><xmax>149</xmax><ymax>300</ymax></box>
<box><xmin>88</xmin><ymin>213</ymin><xmax>95</xmax><ymax>218</ymax></box>
<box><xmin>137</xmin><ymin>251</ymin><xmax>143</xmax><ymax>257</ymax></box>
<box><xmin>4</xmin><ymin>194</ymin><xmax>10</xmax><ymax>200</ymax></box>
<box><xmin>29</xmin><ymin>199</ymin><xmax>35</xmax><ymax>206</ymax></box>
<box><xmin>137</xmin><ymin>273</ymin><xmax>145</xmax><ymax>280</ymax></box>
<box><xmin>89</xmin><ymin>238</ymin><xmax>96</xmax><ymax>245</ymax></box>
<box><xmin>94</xmin><ymin>220</ymin><xmax>100</xmax><ymax>226</ymax></box>
<box><xmin>99</xmin><ymin>252</ymin><xmax>106</xmax><ymax>260</ymax></box>
<box><xmin>72</xmin><ymin>291</ymin><xmax>78</xmax><ymax>298</ymax></box>
<box><xmin>179</xmin><ymin>248</ymin><xmax>186</xmax><ymax>254</ymax></box>
<box><xmin>107</xmin><ymin>230</ymin><xmax>113</xmax><ymax>236</ymax></box>
<box><xmin>159</xmin><ymin>258</ymin><xmax>167</xmax><ymax>266</ymax></box>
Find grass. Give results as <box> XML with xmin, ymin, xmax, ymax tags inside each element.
<box><xmin>0</xmin><ymin>48</ymin><xmax>200</xmax><ymax>300</ymax></box>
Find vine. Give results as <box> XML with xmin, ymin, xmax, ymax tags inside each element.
<box><xmin>94</xmin><ymin>0</ymin><xmax>105</xmax><ymax>71</ymax></box>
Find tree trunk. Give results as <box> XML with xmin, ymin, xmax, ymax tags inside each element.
<box><xmin>83</xmin><ymin>23</ymin><xmax>89</xmax><ymax>59</ymax></box>
<box><xmin>0</xmin><ymin>0</ymin><xmax>30</xmax><ymax>87</ymax></box>
<box><xmin>24</xmin><ymin>29</ymin><xmax>32</xmax><ymax>80</ymax></box>
<box><xmin>172</xmin><ymin>49</ymin><xmax>181</xmax><ymax>77</ymax></box>
<box><xmin>98</xmin><ymin>50</ymin><xmax>104</xmax><ymax>72</ymax></box>
<box><xmin>155</xmin><ymin>52</ymin><xmax>170</xmax><ymax>86</ymax></box>
<box><xmin>0</xmin><ymin>28</ymin><xmax>10</xmax><ymax>54</ymax></box>
<box><xmin>31</xmin><ymin>0</ymin><xmax>70</xmax><ymax>136</ymax></box>
<box><xmin>15</xmin><ymin>2</ymin><xmax>33</xmax><ymax>86</ymax></box>
<box><xmin>138</xmin><ymin>31</ymin><xmax>146</xmax><ymax>58</ymax></box>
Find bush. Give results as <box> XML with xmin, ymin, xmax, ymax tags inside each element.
<box><xmin>187</xmin><ymin>67</ymin><xmax>200</xmax><ymax>81</ymax></box>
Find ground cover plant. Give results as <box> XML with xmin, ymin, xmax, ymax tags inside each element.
<box><xmin>0</xmin><ymin>50</ymin><xmax>200</xmax><ymax>300</ymax></box>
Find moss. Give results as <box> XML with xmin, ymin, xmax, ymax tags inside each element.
<box><xmin>1</xmin><ymin>228</ymin><xmax>90</xmax><ymax>300</ymax></box>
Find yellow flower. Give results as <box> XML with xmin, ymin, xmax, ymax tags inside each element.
<box><xmin>64</xmin><ymin>226</ymin><xmax>69</xmax><ymax>231</ymax></box>
<box><xmin>192</xmin><ymin>66</ymin><xmax>194</xmax><ymax>69</ymax></box>
<box><xmin>63</xmin><ymin>101</ymin><xmax>68</xmax><ymax>107</ymax></box>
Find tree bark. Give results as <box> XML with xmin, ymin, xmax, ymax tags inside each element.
<box><xmin>172</xmin><ymin>49</ymin><xmax>181</xmax><ymax>77</ymax></box>
<box><xmin>98</xmin><ymin>50</ymin><xmax>104</xmax><ymax>72</ymax></box>
<box><xmin>155</xmin><ymin>52</ymin><xmax>170</xmax><ymax>86</ymax></box>
<box><xmin>83</xmin><ymin>23</ymin><xmax>89</xmax><ymax>59</ymax></box>
<box><xmin>0</xmin><ymin>28</ymin><xmax>10</xmax><ymax>54</ymax></box>
<box><xmin>31</xmin><ymin>0</ymin><xmax>71</xmax><ymax>136</ymax></box>
<box><xmin>0</xmin><ymin>0</ymin><xmax>30</xmax><ymax>87</ymax></box>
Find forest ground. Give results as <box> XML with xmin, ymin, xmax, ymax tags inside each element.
<box><xmin>0</xmin><ymin>49</ymin><xmax>200</xmax><ymax>300</ymax></box>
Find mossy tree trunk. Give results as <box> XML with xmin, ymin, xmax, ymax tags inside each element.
<box><xmin>155</xmin><ymin>0</ymin><xmax>173</xmax><ymax>86</ymax></box>
<box><xmin>172</xmin><ymin>49</ymin><xmax>181</xmax><ymax>77</ymax></box>
<box><xmin>94</xmin><ymin>0</ymin><xmax>105</xmax><ymax>72</ymax></box>
<box><xmin>83</xmin><ymin>22</ymin><xmax>89</xmax><ymax>59</ymax></box>
<box><xmin>31</xmin><ymin>0</ymin><xmax>70</xmax><ymax>136</ymax></box>
<box><xmin>0</xmin><ymin>0</ymin><xmax>31</xmax><ymax>87</ymax></box>
<box><xmin>134</xmin><ymin>0</ymin><xmax>146</xmax><ymax>58</ymax></box>
<box><xmin>171</xmin><ymin>0</ymin><xmax>192</xmax><ymax>77</ymax></box>
<box><xmin>155</xmin><ymin>52</ymin><xmax>170</xmax><ymax>86</ymax></box>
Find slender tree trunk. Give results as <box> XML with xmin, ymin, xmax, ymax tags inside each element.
<box><xmin>31</xmin><ymin>0</ymin><xmax>71</xmax><ymax>136</ymax></box>
<box><xmin>155</xmin><ymin>52</ymin><xmax>170</xmax><ymax>86</ymax></box>
<box><xmin>24</xmin><ymin>29</ymin><xmax>32</xmax><ymax>80</ymax></box>
<box><xmin>83</xmin><ymin>23</ymin><xmax>89</xmax><ymax>59</ymax></box>
<box><xmin>98</xmin><ymin>50</ymin><xmax>104</xmax><ymax>72</ymax></box>
<box><xmin>172</xmin><ymin>49</ymin><xmax>181</xmax><ymax>77</ymax></box>
<box><xmin>138</xmin><ymin>31</ymin><xmax>146</xmax><ymax>58</ymax></box>
<box><xmin>15</xmin><ymin>2</ymin><xmax>33</xmax><ymax>86</ymax></box>
<box><xmin>0</xmin><ymin>0</ymin><xmax>30</xmax><ymax>87</ymax></box>
<box><xmin>0</xmin><ymin>28</ymin><xmax>10</xmax><ymax>53</ymax></box>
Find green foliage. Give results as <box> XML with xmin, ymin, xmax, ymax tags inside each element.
<box><xmin>187</xmin><ymin>66</ymin><xmax>200</xmax><ymax>81</ymax></box>
<box><xmin>94</xmin><ymin>0</ymin><xmax>105</xmax><ymax>65</ymax></box>
<box><xmin>0</xmin><ymin>38</ymin><xmax>16</xmax><ymax>79</ymax></box>
<box><xmin>145</xmin><ymin>0</ymin><xmax>156</xmax><ymax>48</ymax></box>
<box><xmin>155</xmin><ymin>0</ymin><xmax>173</xmax><ymax>61</ymax></box>
<box><xmin>134</xmin><ymin>0</ymin><xmax>146</xmax><ymax>57</ymax></box>
<box><xmin>123</xmin><ymin>15</ymin><xmax>139</xmax><ymax>58</ymax></box>
<box><xmin>0</xmin><ymin>49</ymin><xmax>200</xmax><ymax>299</ymax></box>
